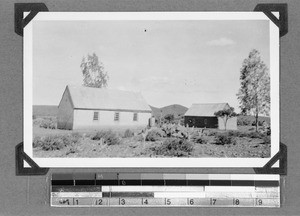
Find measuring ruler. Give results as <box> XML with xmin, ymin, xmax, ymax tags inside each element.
<box><xmin>50</xmin><ymin>173</ymin><xmax>280</xmax><ymax>207</ymax></box>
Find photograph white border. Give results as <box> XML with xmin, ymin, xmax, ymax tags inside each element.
<box><xmin>24</xmin><ymin>12</ymin><xmax>279</xmax><ymax>168</ymax></box>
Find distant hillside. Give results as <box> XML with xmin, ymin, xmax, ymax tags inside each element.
<box><xmin>33</xmin><ymin>105</ymin><xmax>58</xmax><ymax>117</ymax></box>
<box><xmin>150</xmin><ymin>104</ymin><xmax>188</xmax><ymax>120</ymax></box>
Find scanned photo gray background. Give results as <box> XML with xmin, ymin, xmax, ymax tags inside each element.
<box><xmin>0</xmin><ymin>0</ymin><xmax>299</xmax><ymax>215</ymax></box>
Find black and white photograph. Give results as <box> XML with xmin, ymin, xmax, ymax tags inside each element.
<box><xmin>23</xmin><ymin>12</ymin><xmax>279</xmax><ymax>167</ymax></box>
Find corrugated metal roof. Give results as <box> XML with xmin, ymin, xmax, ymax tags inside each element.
<box><xmin>184</xmin><ymin>103</ymin><xmax>229</xmax><ymax>116</ymax></box>
<box><xmin>67</xmin><ymin>85</ymin><xmax>152</xmax><ymax>112</ymax></box>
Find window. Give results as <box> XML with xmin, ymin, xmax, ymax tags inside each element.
<box><xmin>93</xmin><ymin>112</ymin><xmax>99</xmax><ymax>121</ymax></box>
<box><xmin>133</xmin><ymin>112</ymin><xmax>138</xmax><ymax>121</ymax></box>
<box><xmin>114</xmin><ymin>112</ymin><xmax>120</xmax><ymax>121</ymax></box>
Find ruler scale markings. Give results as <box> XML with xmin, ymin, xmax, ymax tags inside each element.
<box><xmin>52</xmin><ymin>180</ymin><xmax>74</xmax><ymax>186</ymax></box>
<box><xmin>94</xmin><ymin>197</ymin><xmax>109</xmax><ymax>206</ymax></box>
<box><xmin>231</xmin><ymin>180</ymin><xmax>254</xmax><ymax>186</ymax></box>
<box><xmin>254</xmin><ymin>181</ymin><xmax>279</xmax><ymax>187</ymax></box>
<box><xmin>96</xmin><ymin>173</ymin><xmax>119</xmax><ymax>186</ymax></box>
<box><xmin>142</xmin><ymin>198</ymin><xmax>165</xmax><ymax>206</ymax></box>
<box><xmin>51</xmin><ymin>192</ymin><xmax>102</xmax><ymax>197</ymax></box>
<box><xmin>107</xmin><ymin>186</ymin><xmax>205</xmax><ymax>192</ymax></box>
<box><xmin>51</xmin><ymin>185</ymin><xmax>101</xmax><ymax>192</ymax></box>
<box><xmin>164</xmin><ymin>173</ymin><xmax>187</xmax><ymax>186</ymax></box>
<box><xmin>141</xmin><ymin>173</ymin><xmax>165</xmax><ymax>186</ymax></box>
<box><xmin>96</xmin><ymin>179</ymin><xmax>119</xmax><ymax>186</ymax></box>
<box><xmin>141</xmin><ymin>179</ymin><xmax>165</xmax><ymax>185</ymax></box>
<box><xmin>141</xmin><ymin>173</ymin><xmax>164</xmax><ymax>179</ymax></box>
<box><xmin>109</xmin><ymin>192</ymin><xmax>154</xmax><ymax>197</ymax></box>
<box><xmin>210</xmin><ymin>180</ymin><xmax>232</xmax><ymax>186</ymax></box>
<box><xmin>102</xmin><ymin>192</ymin><xmax>111</xmax><ymax>197</ymax></box>
<box><xmin>108</xmin><ymin>197</ymin><xmax>119</xmax><ymax>206</ymax></box>
<box><xmin>186</xmin><ymin>174</ymin><xmax>209</xmax><ymax>179</ymax></box>
<box><xmin>206</xmin><ymin>192</ymin><xmax>256</xmax><ymax>198</ymax></box>
<box><xmin>165</xmin><ymin>179</ymin><xmax>187</xmax><ymax>186</ymax></box>
<box><xmin>118</xmin><ymin>173</ymin><xmax>142</xmax><ymax>186</ymax></box>
<box><xmin>154</xmin><ymin>192</ymin><xmax>205</xmax><ymax>198</ymax></box>
<box><xmin>187</xmin><ymin>179</ymin><xmax>210</xmax><ymax>186</ymax></box>
<box><xmin>255</xmin><ymin>187</ymin><xmax>279</xmax><ymax>192</ymax></box>
<box><xmin>73</xmin><ymin>173</ymin><xmax>96</xmax><ymax>186</ymax></box>
<box><xmin>50</xmin><ymin>173</ymin><xmax>280</xmax><ymax>207</ymax></box>
<box><xmin>205</xmin><ymin>186</ymin><xmax>255</xmax><ymax>192</ymax></box>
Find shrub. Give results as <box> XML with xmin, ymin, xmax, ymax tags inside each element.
<box><xmin>159</xmin><ymin>123</ymin><xmax>193</xmax><ymax>140</ymax></box>
<box><xmin>123</xmin><ymin>129</ymin><xmax>134</xmax><ymax>138</ymax></box>
<box><xmin>33</xmin><ymin>134</ymin><xmax>80</xmax><ymax>151</ymax></box>
<box><xmin>228</xmin><ymin>131</ymin><xmax>245</xmax><ymax>137</ymax></box>
<box><xmin>192</xmin><ymin>136</ymin><xmax>206</xmax><ymax>144</ymax></box>
<box><xmin>214</xmin><ymin>134</ymin><xmax>233</xmax><ymax>145</ymax></box>
<box><xmin>152</xmin><ymin>138</ymin><xmax>194</xmax><ymax>157</ymax></box>
<box><xmin>160</xmin><ymin>124</ymin><xmax>176</xmax><ymax>137</ymax></box>
<box><xmin>258</xmin><ymin>121</ymin><xmax>264</xmax><ymax>126</ymax></box>
<box><xmin>71</xmin><ymin>132</ymin><xmax>81</xmax><ymax>139</ymax></box>
<box><xmin>262</xmin><ymin>135</ymin><xmax>271</xmax><ymax>144</ymax></box>
<box><xmin>163</xmin><ymin>114</ymin><xmax>175</xmax><ymax>124</ymax></box>
<box><xmin>246</xmin><ymin>132</ymin><xmax>263</xmax><ymax>139</ymax></box>
<box><xmin>207</xmin><ymin>131</ymin><xmax>217</xmax><ymax>136</ymax></box>
<box><xmin>190</xmin><ymin>132</ymin><xmax>206</xmax><ymax>144</ymax></box>
<box><xmin>33</xmin><ymin>136</ymin><xmax>43</xmax><ymax>148</ymax></box>
<box><xmin>42</xmin><ymin>136</ymin><xmax>65</xmax><ymax>150</ymax></box>
<box><xmin>132</xmin><ymin>134</ymin><xmax>144</xmax><ymax>142</ymax></box>
<box><xmin>34</xmin><ymin>117</ymin><xmax>57</xmax><ymax>129</ymax></box>
<box><xmin>146</xmin><ymin>128</ymin><xmax>165</xmax><ymax>141</ymax></box>
<box><xmin>66</xmin><ymin>146</ymin><xmax>78</xmax><ymax>155</ymax></box>
<box><xmin>266</xmin><ymin>127</ymin><xmax>271</xmax><ymax>136</ymax></box>
<box><xmin>92</xmin><ymin>130</ymin><xmax>121</xmax><ymax>145</ymax></box>
<box><xmin>259</xmin><ymin>122</ymin><xmax>271</xmax><ymax>136</ymax></box>
<box><xmin>237</xmin><ymin>117</ymin><xmax>252</xmax><ymax>126</ymax></box>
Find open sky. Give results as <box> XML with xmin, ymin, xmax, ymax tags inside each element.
<box><xmin>32</xmin><ymin>19</ymin><xmax>270</xmax><ymax>111</ymax></box>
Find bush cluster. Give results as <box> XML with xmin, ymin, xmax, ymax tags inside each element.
<box><xmin>224</xmin><ymin>130</ymin><xmax>270</xmax><ymax>145</ymax></box>
<box><xmin>91</xmin><ymin>130</ymin><xmax>121</xmax><ymax>145</ymax></box>
<box><xmin>190</xmin><ymin>132</ymin><xmax>206</xmax><ymax>144</ymax></box>
<box><xmin>152</xmin><ymin>138</ymin><xmax>194</xmax><ymax>157</ymax></box>
<box><xmin>145</xmin><ymin>128</ymin><xmax>165</xmax><ymax>141</ymax></box>
<box><xmin>146</xmin><ymin>124</ymin><xmax>194</xmax><ymax>141</ymax></box>
<box><xmin>33</xmin><ymin>134</ymin><xmax>80</xmax><ymax>151</ymax></box>
<box><xmin>237</xmin><ymin>116</ymin><xmax>270</xmax><ymax>127</ymax></box>
<box><xmin>207</xmin><ymin>131</ymin><xmax>217</xmax><ymax>137</ymax></box>
<box><xmin>33</xmin><ymin>117</ymin><xmax>57</xmax><ymax>129</ymax></box>
<box><xmin>160</xmin><ymin>124</ymin><xmax>192</xmax><ymax>139</ymax></box>
<box><xmin>262</xmin><ymin>135</ymin><xmax>271</xmax><ymax>144</ymax></box>
<box><xmin>123</xmin><ymin>129</ymin><xmax>134</xmax><ymax>138</ymax></box>
<box><xmin>214</xmin><ymin>134</ymin><xmax>234</xmax><ymax>145</ymax></box>
<box><xmin>237</xmin><ymin>118</ymin><xmax>252</xmax><ymax>126</ymax></box>
<box><xmin>160</xmin><ymin>124</ymin><xmax>177</xmax><ymax>137</ymax></box>
<box><xmin>227</xmin><ymin>131</ymin><xmax>245</xmax><ymax>137</ymax></box>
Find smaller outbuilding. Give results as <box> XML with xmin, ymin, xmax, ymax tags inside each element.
<box><xmin>184</xmin><ymin>103</ymin><xmax>237</xmax><ymax>130</ymax></box>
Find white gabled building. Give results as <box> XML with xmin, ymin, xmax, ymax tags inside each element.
<box><xmin>57</xmin><ymin>85</ymin><xmax>152</xmax><ymax>130</ymax></box>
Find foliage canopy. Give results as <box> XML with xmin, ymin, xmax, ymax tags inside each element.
<box><xmin>80</xmin><ymin>53</ymin><xmax>109</xmax><ymax>88</ymax></box>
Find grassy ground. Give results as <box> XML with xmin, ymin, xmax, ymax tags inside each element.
<box><xmin>32</xmin><ymin>124</ymin><xmax>270</xmax><ymax>158</ymax></box>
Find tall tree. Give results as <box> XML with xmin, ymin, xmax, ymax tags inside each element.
<box><xmin>80</xmin><ymin>53</ymin><xmax>109</xmax><ymax>88</ymax></box>
<box><xmin>214</xmin><ymin>107</ymin><xmax>237</xmax><ymax>131</ymax></box>
<box><xmin>237</xmin><ymin>49</ymin><xmax>270</xmax><ymax>131</ymax></box>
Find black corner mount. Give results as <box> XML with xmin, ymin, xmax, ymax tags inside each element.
<box><xmin>15</xmin><ymin>142</ymin><xmax>49</xmax><ymax>176</ymax></box>
<box><xmin>15</xmin><ymin>3</ymin><xmax>49</xmax><ymax>36</ymax></box>
<box><xmin>254</xmin><ymin>143</ymin><xmax>287</xmax><ymax>175</ymax></box>
<box><xmin>254</xmin><ymin>3</ymin><xmax>288</xmax><ymax>37</ymax></box>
